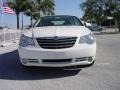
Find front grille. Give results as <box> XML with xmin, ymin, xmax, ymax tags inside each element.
<box><xmin>36</xmin><ymin>37</ymin><xmax>77</xmax><ymax>49</ymax></box>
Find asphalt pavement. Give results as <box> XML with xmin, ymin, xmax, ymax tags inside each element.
<box><xmin>0</xmin><ymin>34</ymin><xmax>120</xmax><ymax>90</ymax></box>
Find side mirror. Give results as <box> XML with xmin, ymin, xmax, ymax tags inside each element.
<box><xmin>84</xmin><ymin>22</ymin><xmax>86</xmax><ymax>27</ymax></box>
<box><xmin>29</xmin><ymin>25</ymin><xmax>32</xmax><ymax>28</ymax></box>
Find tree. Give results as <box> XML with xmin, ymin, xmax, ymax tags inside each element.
<box><xmin>25</xmin><ymin>0</ymin><xmax>39</xmax><ymax>26</ymax></box>
<box><xmin>25</xmin><ymin>0</ymin><xmax>55</xmax><ymax>27</ymax></box>
<box><xmin>8</xmin><ymin>0</ymin><xmax>55</xmax><ymax>29</ymax></box>
<box><xmin>25</xmin><ymin>0</ymin><xmax>55</xmax><ymax>26</ymax></box>
<box><xmin>8</xmin><ymin>0</ymin><xmax>30</xmax><ymax>29</ymax></box>
<box><xmin>113</xmin><ymin>3</ymin><xmax>120</xmax><ymax>32</ymax></box>
<box><xmin>80</xmin><ymin>0</ymin><xmax>106</xmax><ymax>25</ymax></box>
<box><xmin>37</xmin><ymin>0</ymin><xmax>55</xmax><ymax>16</ymax></box>
<box><xmin>104</xmin><ymin>0</ymin><xmax>120</xmax><ymax>31</ymax></box>
<box><xmin>80</xmin><ymin>0</ymin><xmax>118</xmax><ymax>26</ymax></box>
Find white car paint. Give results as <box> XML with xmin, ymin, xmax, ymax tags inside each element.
<box><xmin>18</xmin><ymin>18</ymin><xmax>96</xmax><ymax>67</ymax></box>
<box><xmin>25</xmin><ymin>26</ymin><xmax>91</xmax><ymax>37</ymax></box>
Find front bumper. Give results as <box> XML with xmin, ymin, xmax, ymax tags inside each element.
<box><xmin>18</xmin><ymin>43</ymin><xmax>96</xmax><ymax>67</ymax></box>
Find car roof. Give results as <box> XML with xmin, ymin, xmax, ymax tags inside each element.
<box><xmin>42</xmin><ymin>15</ymin><xmax>77</xmax><ymax>18</ymax></box>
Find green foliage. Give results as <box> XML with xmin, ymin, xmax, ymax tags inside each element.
<box><xmin>25</xmin><ymin>0</ymin><xmax>55</xmax><ymax>26</ymax></box>
<box><xmin>80</xmin><ymin>0</ymin><xmax>119</xmax><ymax>24</ymax></box>
<box><xmin>37</xmin><ymin>0</ymin><xmax>55</xmax><ymax>15</ymax></box>
<box><xmin>8</xmin><ymin>0</ymin><xmax>30</xmax><ymax>29</ymax></box>
<box><xmin>8</xmin><ymin>0</ymin><xmax>30</xmax><ymax>14</ymax></box>
<box><xmin>7</xmin><ymin>0</ymin><xmax>55</xmax><ymax>29</ymax></box>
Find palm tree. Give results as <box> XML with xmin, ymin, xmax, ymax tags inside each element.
<box><xmin>25</xmin><ymin>0</ymin><xmax>39</xmax><ymax>26</ymax></box>
<box><xmin>8</xmin><ymin>0</ymin><xmax>30</xmax><ymax>29</ymax></box>
<box><xmin>37</xmin><ymin>0</ymin><xmax>55</xmax><ymax>16</ymax></box>
<box><xmin>24</xmin><ymin>0</ymin><xmax>55</xmax><ymax>27</ymax></box>
<box><xmin>25</xmin><ymin>0</ymin><xmax>55</xmax><ymax>27</ymax></box>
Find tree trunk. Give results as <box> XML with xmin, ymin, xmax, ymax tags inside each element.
<box><xmin>31</xmin><ymin>16</ymin><xmax>33</xmax><ymax>27</ymax></box>
<box><xmin>16</xmin><ymin>14</ymin><xmax>19</xmax><ymax>29</ymax></box>
<box><xmin>21</xmin><ymin>13</ymin><xmax>24</xmax><ymax>30</ymax></box>
<box><xmin>118</xmin><ymin>22</ymin><xmax>120</xmax><ymax>32</ymax></box>
<box><xmin>115</xmin><ymin>18</ymin><xmax>117</xmax><ymax>31</ymax></box>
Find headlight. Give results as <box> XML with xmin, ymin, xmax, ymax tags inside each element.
<box><xmin>19</xmin><ymin>34</ymin><xmax>35</xmax><ymax>47</ymax></box>
<box><xmin>79</xmin><ymin>33</ymin><xmax>95</xmax><ymax>44</ymax></box>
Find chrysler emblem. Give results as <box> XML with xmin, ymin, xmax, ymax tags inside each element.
<box><xmin>53</xmin><ymin>36</ymin><xmax>58</xmax><ymax>40</ymax></box>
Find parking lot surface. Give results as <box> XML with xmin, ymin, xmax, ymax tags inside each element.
<box><xmin>0</xmin><ymin>34</ymin><xmax>120</xmax><ymax>90</ymax></box>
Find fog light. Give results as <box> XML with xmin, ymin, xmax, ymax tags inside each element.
<box><xmin>87</xmin><ymin>57</ymin><xmax>93</xmax><ymax>62</ymax></box>
<box><xmin>76</xmin><ymin>57</ymin><xmax>87</xmax><ymax>62</ymax></box>
<box><xmin>22</xmin><ymin>59</ymin><xmax>28</xmax><ymax>64</ymax></box>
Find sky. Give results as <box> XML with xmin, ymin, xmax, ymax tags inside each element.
<box><xmin>55</xmin><ymin>0</ymin><xmax>84</xmax><ymax>17</ymax></box>
<box><xmin>0</xmin><ymin>0</ymin><xmax>85</xmax><ymax>28</ymax></box>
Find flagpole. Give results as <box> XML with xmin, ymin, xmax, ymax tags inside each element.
<box><xmin>0</xmin><ymin>0</ymin><xmax>3</xmax><ymax>27</ymax></box>
<box><xmin>22</xmin><ymin>12</ymin><xmax>24</xmax><ymax>30</ymax></box>
<box><xmin>0</xmin><ymin>0</ymin><xmax>6</xmax><ymax>44</ymax></box>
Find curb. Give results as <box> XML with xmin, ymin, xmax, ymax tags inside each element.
<box><xmin>0</xmin><ymin>40</ymin><xmax>19</xmax><ymax>47</ymax></box>
<box><xmin>0</xmin><ymin>42</ymin><xmax>18</xmax><ymax>54</ymax></box>
<box><xmin>94</xmin><ymin>32</ymin><xmax>120</xmax><ymax>35</ymax></box>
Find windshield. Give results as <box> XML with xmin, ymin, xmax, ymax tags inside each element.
<box><xmin>36</xmin><ymin>16</ymin><xmax>83</xmax><ymax>27</ymax></box>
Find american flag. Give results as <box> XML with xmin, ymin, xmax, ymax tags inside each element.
<box><xmin>1</xmin><ymin>0</ymin><xmax>15</xmax><ymax>14</ymax></box>
<box><xmin>2</xmin><ymin>6</ymin><xmax>15</xmax><ymax>14</ymax></box>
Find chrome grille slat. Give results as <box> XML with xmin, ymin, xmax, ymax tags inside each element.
<box><xmin>39</xmin><ymin>45</ymin><xmax>74</xmax><ymax>47</ymax></box>
<box><xmin>37</xmin><ymin>42</ymin><xmax>75</xmax><ymax>45</ymax></box>
<box><xmin>37</xmin><ymin>39</ymin><xmax>76</xmax><ymax>43</ymax></box>
<box><xmin>36</xmin><ymin>37</ymin><xmax>77</xmax><ymax>49</ymax></box>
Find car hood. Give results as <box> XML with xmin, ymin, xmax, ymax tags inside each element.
<box><xmin>24</xmin><ymin>26</ymin><xmax>91</xmax><ymax>37</ymax></box>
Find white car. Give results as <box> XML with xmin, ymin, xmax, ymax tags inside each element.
<box><xmin>18</xmin><ymin>15</ymin><xmax>96</xmax><ymax>67</ymax></box>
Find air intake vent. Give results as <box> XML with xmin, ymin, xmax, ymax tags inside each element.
<box><xmin>42</xmin><ymin>59</ymin><xmax>72</xmax><ymax>63</ymax></box>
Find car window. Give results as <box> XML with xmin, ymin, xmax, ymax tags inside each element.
<box><xmin>36</xmin><ymin>16</ymin><xmax>83</xmax><ymax>27</ymax></box>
